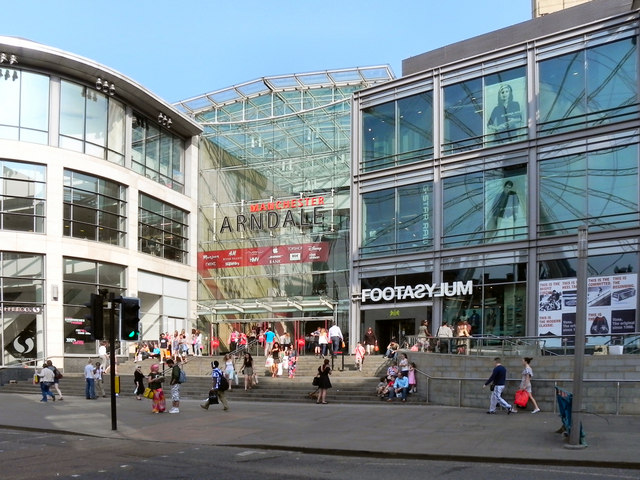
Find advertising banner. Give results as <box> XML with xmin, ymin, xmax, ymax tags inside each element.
<box><xmin>198</xmin><ymin>242</ymin><xmax>330</xmax><ymax>271</ymax></box>
<box><xmin>538</xmin><ymin>274</ymin><xmax>637</xmax><ymax>344</ymax></box>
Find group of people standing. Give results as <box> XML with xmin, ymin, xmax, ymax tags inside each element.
<box><xmin>309</xmin><ymin>323</ymin><xmax>344</xmax><ymax>358</ymax></box>
<box><xmin>134</xmin><ymin>329</ymin><xmax>203</xmax><ymax>364</ymax></box>
<box><xmin>134</xmin><ymin>358</ymin><xmax>184</xmax><ymax>414</ymax></box>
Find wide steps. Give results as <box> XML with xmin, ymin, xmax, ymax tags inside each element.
<box><xmin>0</xmin><ymin>354</ymin><xmax>414</xmax><ymax>404</ymax></box>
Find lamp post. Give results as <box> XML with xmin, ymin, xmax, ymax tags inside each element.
<box><xmin>569</xmin><ymin>224</ymin><xmax>588</xmax><ymax>447</ymax></box>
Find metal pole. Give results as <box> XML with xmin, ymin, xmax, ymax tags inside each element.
<box><xmin>568</xmin><ymin>225</ymin><xmax>587</xmax><ymax>447</ymax></box>
<box><xmin>109</xmin><ymin>293</ymin><xmax>117</xmax><ymax>431</ymax></box>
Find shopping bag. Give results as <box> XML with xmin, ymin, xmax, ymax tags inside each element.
<box><xmin>514</xmin><ymin>389</ymin><xmax>529</xmax><ymax>408</ymax></box>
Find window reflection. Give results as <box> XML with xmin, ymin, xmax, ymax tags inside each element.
<box><xmin>132</xmin><ymin>113</ymin><xmax>185</xmax><ymax>193</ymax></box>
<box><xmin>63</xmin><ymin>170</ymin><xmax>126</xmax><ymax>245</ymax></box>
<box><xmin>362</xmin><ymin>92</ymin><xmax>433</xmax><ymax>171</ymax></box>
<box><xmin>539</xmin><ymin>142</ymin><xmax>638</xmax><ymax>235</ymax></box>
<box><xmin>539</xmin><ymin>38</ymin><xmax>638</xmax><ymax>135</ymax></box>
<box><xmin>443</xmin><ymin>165</ymin><xmax>527</xmax><ymax>247</ymax></box>
<box><xmin>443</xmin><ymin>67</ymin><xmax>527</xmax><ymax>154</ymax></box>
<box><xmin>138</xmin><ymin>193</ymin><xmax>188</xmax><ymax>263</ymax></box>
<box><xmin>59</xmin><ymin>80</ymin><xmax>125</xmax><ymax>165</ymax></box>
<box><xmin>0</xmin><ymin>69</ymin><xmax>49</xmax><ymax>144</ymax></box>
<box><xmin>362</xmin><ymin>182</ymin><xmax>433</xmax><ymax>256</ymax></box>
<box><xmin>0</xmin><ymin>160</ymin><xmax>46</xmax><ymax>233</ymax></box>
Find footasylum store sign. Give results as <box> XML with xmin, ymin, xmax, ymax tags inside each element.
<box><xmin>361</xmin><ymin>281</ymin><xmax>473</xmax><ymax>303</ymax></box>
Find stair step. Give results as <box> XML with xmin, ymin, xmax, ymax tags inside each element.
<box><xmin>0</xmin><ymin>354</ymin><xmax>404</xmax><ymax>405</ymax></box>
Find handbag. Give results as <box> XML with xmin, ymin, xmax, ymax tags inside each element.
<box><xmin>143</xmin><ymin>387</ymin><xmax>154</xmax><ymax>399</ymax></box>
<box><xmin>514</xmin><ymin>389</ymin><xmax>529</xmax><ymax>408</ymax></box>
<box><xmin>312</xmin><ymin>375</ymin><xmax>320</xmax><ymax>387</ymax></box>
<box><xmin>489</xmin><ymin>383</ymin><xmax>495</xmax><ymax>391</ymax></box>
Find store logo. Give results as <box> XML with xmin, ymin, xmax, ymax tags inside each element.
<box><xmin>361</xmin><ymin>281</ymin><xmax>473</xmax><ymax>303</ymax></box>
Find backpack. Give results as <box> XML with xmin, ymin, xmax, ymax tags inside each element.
<box><xmin>178</xmin><ymin>367</ymin><xmax>187</xmax><ymax>384</ymax></box>
<box><xmin>218</xmin><ymin>374</ymin><xmax>229</xmax><ymax>392</ymax></box>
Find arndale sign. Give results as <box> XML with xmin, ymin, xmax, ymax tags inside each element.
<box><xmin>361</xmin><ymin>281</ymin><xmax>473</xmax><ymax>303</ymax></box>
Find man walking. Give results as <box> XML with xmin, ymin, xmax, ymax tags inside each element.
<box><xmin>483</xmin><ymin>357</ymin><xmax>516</xmax><ymax>414</ymax></box>
<box><xmin>166</xmin><ymin>358</ymin><xmax>181</xmax><ymax>413</ymax></box>
<box><xmin>328</xmin><ymin>322</ymin><xmax>343</xmax><ymax>357</ymax></box>
<box><xmin>210</xmin><ymin>360</ymin><xmax>229</xmax><ymax>411</ymax></box>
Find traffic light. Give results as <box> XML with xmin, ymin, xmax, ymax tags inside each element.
<box><xmin>84</xmin><ymin>293</ymin><xmax>104</xmax><ymax>340</ymax></box>
<box><xmin>120</xmin><ymin>297</ymin><xmax>140</xmax><ymax>341</ymax></box>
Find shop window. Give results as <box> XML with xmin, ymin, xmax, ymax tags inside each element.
<box><xmin>443</xmin><ymin>263</ymin><xmax>526</xmax><ymax>337</ymax></box>
<box><xmin>1</xmin><ymin>252</ymin><xmax>44</xmax><ymax>365</ymax></box>
<box><xmin>62</xmin><ymin>258</ymin><xmax>125</xmax><ymax>355</ymax></box>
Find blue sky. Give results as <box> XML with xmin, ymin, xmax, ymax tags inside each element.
<box><xmin>4</xmin><ymin>1</ymin><xmax>531</xmax><ymax>103</ymax></box>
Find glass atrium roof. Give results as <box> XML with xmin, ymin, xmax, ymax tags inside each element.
<box><xmin>174</xmin><ymin>66</ymin><xmax>394</xmax><ymax>117</ymax></box>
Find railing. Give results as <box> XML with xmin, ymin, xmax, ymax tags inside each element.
<box><xmin>413</xmin><ymin>367</ymin><xmax>638</xmax><ymax>415</ymax></box>
<box><xmin>0</xmin><ymin>358</ymin><xmax>42</xmax><ymax>370</ymax></box>
<box><xmin>399</xmin><ymin>332</ymin><xmax>640</xmax><ymax>357</ymax></box>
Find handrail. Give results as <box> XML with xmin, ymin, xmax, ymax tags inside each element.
<box><xmin>0</xmin><ymin>358</ymin><xmax>42</xmax><ymax>370</ymax></box>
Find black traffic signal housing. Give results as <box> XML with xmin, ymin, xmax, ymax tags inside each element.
<box><xmin>120</xmin><ymin>297</ymin><xmax>140</xmax><ymax>341</ymax></box>
<box><xmin>84</xmin><ymin>293</ymin><xmax>104</xmax><ymax>340</ymax></box>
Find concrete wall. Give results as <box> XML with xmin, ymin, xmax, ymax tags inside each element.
<box><xmin>407</xmin><ymin>352</ymin><xmax>640</xmax><ymax>415</ymax></box>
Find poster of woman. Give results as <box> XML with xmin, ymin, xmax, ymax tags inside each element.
<box><xmin>484</xmin><ymin>77</ymin><xmax>526</xmax><ymax>143</ymax></box>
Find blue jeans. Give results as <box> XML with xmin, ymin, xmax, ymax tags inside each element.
<box><xmin>40</xmin><ymin>382</ymin><xmax>55</xmax><ymax>401</ymax></box>
<box><xmin>387</xmin><ymin>387</ymin><xmax>408</xmax><ymax>401</ymax></box>
<box><xmin>85</xmin><ymin>378</ymin><xmax>96</xmax><ymax>399</ymax></box>
<box><xmin>330</xmin><ymin>337</ymin><xmax>341</xmax><ymax>355</ymax></box>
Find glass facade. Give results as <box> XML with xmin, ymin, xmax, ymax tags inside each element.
<box><xmin>59</xmin><ymin>80</ymin><xmax>126</xmax><ymax>165</ymax></box>
<box><xmin>444</xmin><ymin>66</ymin><xmax>527</xmax><ymax>154</ymax></box>
<box><xmin>132</xmin><ymin>113</ymin><xmax>185</xmax><ymax>193</ymax></box>
<box><xmin>362</xmin><ymin>181</ymin><xmax>433</xmax><ymax>255</ymax></box>
<box><xmin>1</xmin><ymin>252</ymin><xmax>44</xmax><ymax>365</ymax></box>
<box><xmin>0</xmin><ymin>160</ymin><xmax>46</xmax><ymax>233</ymax></box>
<box><xmin>352</xmin><ymin>16</ymin><xmax>640</xmax><ymax>343</ymax></box>
<box><xmin>63</xmin><ymin>170</ymin><xmax>127</xmax><ymax>245</ymax></box>
<box><xmin>362</xmin><ymin>91</ymin><xmax>434</xmax><ymax>171</ymax></box>
<box><xmin>442</xmin><ymin>164</ymin><xmax>528</xmax><ymax>247</ymax></box>
<box><xmin>175</xmin><ymin>67</ymin><xmax>393</xmax><ymax>348</ymax></box>
<box><xmin>0</xmin><ymin>68</ymin><xmax>49</xmax><ymax>144</ymax></box>
<box><xmin>538</xmin><ymin>37</ymin><xmax>637</xmax><ymax>136</ymax></box>
<box><xmin>62</xmin><ymin>258</ymin><xmax>125</xmax><ymax>355</ymax></box>
<box><xmin>138</xmin><ymin>193</ymin><xmax>189</xmax><ymax>263</ymax></box>
<box><xmin>0</xmin><ymin>36</ymin><xmax>199</xmax><ymax>367</ymax></box>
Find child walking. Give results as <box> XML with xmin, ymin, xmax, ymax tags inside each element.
<box><xmin>354</xmin><ymin>341</ymin><xmax>366</xmax><ymax>371</ymax></box>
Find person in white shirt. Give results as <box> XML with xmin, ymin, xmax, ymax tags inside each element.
<box><xmin>94</xmin><ymin>362</ymin><xmax>106</xmax><ymax>398</ymax></box>
<box><xmin>328</xmin><ymin>323</ymin><xmax>343</xmax><ymax>357</ymax></box>
<box><xmin>436</xmin><ymin>320</ymin><xmax>454</xmax><ymax>354</ymax></box>
<box><xmin>37</xmin><ymin>363</ymin><xmax>56</xmax><ymax>402</ymax></box>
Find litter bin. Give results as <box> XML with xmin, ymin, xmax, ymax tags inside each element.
<box><xmin>555</xmin><ymin>386</ymin><xmax>586</xmax><ymax>445</ymax></box>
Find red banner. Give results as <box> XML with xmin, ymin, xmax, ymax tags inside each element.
<box><xmin>199</xmin><ymin>242</ymin><xmax>330</xmax><ymax>271</ymax></box>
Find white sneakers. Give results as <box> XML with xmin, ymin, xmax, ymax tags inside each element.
<box><xmin>532</xmin><ymin>408</ymin><xmax>541</xmax><ymax>414</ymax></box>
<box><xmin>169</xmin><ymin>407</ymin><xmax>180</xmax><ymax>414</ymax></box>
